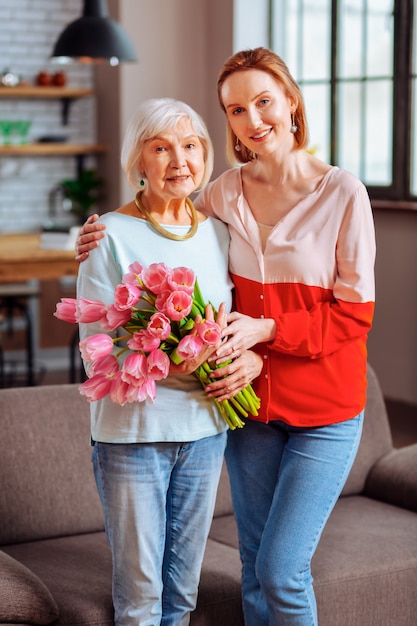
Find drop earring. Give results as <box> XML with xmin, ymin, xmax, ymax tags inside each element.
<box><xmin>290</xmin><ymin>113</ymin><xmax>298</xmax><ymax>134</ymax></box>
<box><xmin>140</xmin><ymin>179</ymin><xmax>145</xmax><ymax>187</ymax></box>
<box><xmin>234</xmin><ymin>138</ymin><xmax>241</xmax><ymax>152</ymax></box>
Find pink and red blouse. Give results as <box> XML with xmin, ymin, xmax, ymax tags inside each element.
<box><xmin>196</xmin><ymin>166</ymin><xmax>376</xmax><ymax>427</ymax></box>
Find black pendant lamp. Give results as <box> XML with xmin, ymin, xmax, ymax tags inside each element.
<box><xmin>51</xmin><ymin>0</ymin><xmax>137</xmax><ymax>65</ymax></box>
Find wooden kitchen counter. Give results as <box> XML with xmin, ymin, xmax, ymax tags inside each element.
<box><xmin>0</xmin><ymin>232</ymin><xmax>78</xmax><ymax>283</ymax></box>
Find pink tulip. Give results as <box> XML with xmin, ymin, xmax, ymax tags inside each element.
<box><xmin>88</xmin><ymin>354</ymin><xmax>119</xmax><ymax>377</ymax></box>
<box><xmin>76</xmin><ymin>298</ymin><xmax>106</xmax><ymax>323</ymax></box>
<box><xmin>155</xmin><ymin>290</ymin><xmax>171</xmax><ymax>313</ymax></box>
<box><xmin>125</xmin><ymin>377</ymin><xmax>156</xmax><ymax>404</ymax></box>
<box><xmin>167</xmin><ymin>266</ymin><xmax>196</xmax><ymax>295</ymax></box>
<box><xmin>114</xmin><ymin>283</ymin><xmax>141</xmax><ymax>311</ymax></box>
<box><xmin>141</xmin><ymin>378</ymin><xmax>157</xmax><ymax>403</ymax></box>
<box><xmin>147</xmin><ymin>312</ymin><xmax>171</xmax><ymax>340</ymax></box>
<box><xmin>141</xmin><ymin>262</ymin><xmax>171</xmax><ymax>294</ymax></box>
<box><xmin>163</xmin><ymin>291</ymin><xmax>193</xmax><ymax>321</ymax></box>
<box><xmin>147</xmin><ymin>349</ymin><xmax>170</xmax><ymax>380</ymax></box>
<box><xmin>109</xmin><ymin>372</ymin><xmax>131</xmax><ymax>405</ymax></box>
<box><xmin>127</xmin><ymin>329</ymin><xmax>160</xmax><ymax>352</ymax></box>
<box><xmin>121</xmin><ymin>352</ymin><xmax>148</xmax><ymax>385</ymax></box>
<box><xmin>176</xmin><ymin>334</ymin><xmax>204</xmax><ymax>360</ymax></box>
<box><xmin>100</xmin><ymin>304</ymin><xmax>132</xmax><ymax>331</ymax></box>
<box><xmin>122</xmin><ymin>262</ymin><xmax>144</xmax><ymax>285</ymax></box>
<box><xmin>79</xmin><ymin>334</ymin><xmax>114</xmax><ymax>362</ymax></box>
<box><xmin>54</xmin><ymin>298</ymin><xmax>77</xmax><ymax>323</ymax></box>
<box><xmin>129</xmin><ymin>261</ymin><xmax>145</xmax><ymax>275</ymax></box>
<box><xmin>197</xmin><ymin>320</ymin><xmax>221</xmax><ymax>345</ymax></box>
<box><xmin>79</xmin><ymin>374</ymin><xmax>112</xmax><ymax>402</ymax></box>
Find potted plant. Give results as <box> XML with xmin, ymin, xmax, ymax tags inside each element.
<box><xmin>60</xmin><ymin>169</ymin><xmax>105</xmax><ymax>224</ymax></box>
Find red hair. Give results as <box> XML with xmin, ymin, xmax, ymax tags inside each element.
<box><xmin>217</xmin><ymin>47</ymin><xmax>309</xmax><ymax>165</ymax></box>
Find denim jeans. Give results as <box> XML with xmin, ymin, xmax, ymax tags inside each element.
<box><xmin>92</xmin><ymin>431</ymin><xmax>227</xmax><ymax>626</ymax></box>
<box><xmin>225</xmin><ymin>413</ymin><xmax>364</xmax><ymax>626</ymax></box>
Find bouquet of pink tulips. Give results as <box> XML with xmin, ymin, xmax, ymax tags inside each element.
<box><xmin>54</xmin><ymin>262</ymin><xmax>260</xmax><ymax>429</ymax></box>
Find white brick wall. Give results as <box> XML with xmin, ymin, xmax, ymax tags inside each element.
<box><xmin>0</xmin><ymin>0</ymin><xmax>97</xmax><ymax>233</ymax></box>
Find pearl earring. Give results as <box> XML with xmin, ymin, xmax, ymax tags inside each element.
<box><xmin>290</xmin><ymin>113</ymin><xmax>298</xmax><ymax>134</ymax></box>
<box><xmin>234</xmin><ymin>138</ymin><xmax>241</xmax><ymax>152</ymax></box>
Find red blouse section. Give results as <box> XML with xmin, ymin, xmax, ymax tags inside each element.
<box><xmin>232</xmin><ymin>273</ymin><xmax>374</xmax><ymax>426</ymax></box>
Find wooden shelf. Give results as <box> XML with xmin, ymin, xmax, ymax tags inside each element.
<box><xmin>0</xmin><ymin>143</ymin><xmax>107</xmax><ymax>157</ymax></box>
<box><xmin>0</xmin><ymin>85</ymin><xmax>104</xmax><ymax>172</ymax></box>
<box><xmin>0</xmin><ymin>86</ymin><xmax>93</xmax><ymax>99</ymax></box>
<box><xmin>0</xmin><ymin>85</ymin><xmax>94</xmax><ymax>124</ymax></box>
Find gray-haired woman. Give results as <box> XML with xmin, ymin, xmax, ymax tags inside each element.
<box><xmin>77</xmin><ymin>97</ymin><xmax>262</xmax><ymax>625</ymax></box>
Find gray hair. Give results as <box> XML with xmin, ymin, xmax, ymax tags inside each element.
<box><xmin>121</xmin><ymin>98</ymin><xmax>214</xmax><ymax>191</ymax></box>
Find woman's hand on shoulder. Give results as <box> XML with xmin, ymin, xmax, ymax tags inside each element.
<box><xmin>75</xmin><ymin>214</ymin><xmax>106</xmax><ymax>262</ymax></box>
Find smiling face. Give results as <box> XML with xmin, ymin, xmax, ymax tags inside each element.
<box><xmin>220</xmin><ymin>69</ymin><xmax>296</xmax><ymax>158</ymax></box>
<box><xmin>139</xmin><ymin>117</ymin><xmax>205</xmax><ymax>202</ymax></box>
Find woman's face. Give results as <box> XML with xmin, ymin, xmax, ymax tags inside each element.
<box><xmin>139</xmin><ymin>117</ymin><xmax>205</xmax><ymax>201</ymax></box>
<box><xmin>220</xmin><ymin>69</ymin><xmax>295</xmax><ymax>156</ymax></box>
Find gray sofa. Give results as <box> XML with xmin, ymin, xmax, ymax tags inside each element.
<box><xmin>0</xmin><ymin>364</ymin><xmax>416</xmax><ymax>626</ymax></box>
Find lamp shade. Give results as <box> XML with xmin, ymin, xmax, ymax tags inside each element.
<box><xmin>51</xmin><ymin>0</ymin><xmax>137</xmax><ymax>64</ymax></box>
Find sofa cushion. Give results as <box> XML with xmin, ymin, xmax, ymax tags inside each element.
<box><xmin>0</xmin><ymin>550</ymin><xmax>59</xmax><ymax>625</ymax></box>
<box><xmin>2</xmin><ymin>532</ymin><xmax>113</xmax><ymax>626</ymax></box>
<box><xmin>209</xmin><ymin>495</ymin><xmax>417</xmax><ymax>626</ymax></box>
<box><xmin>314</xmin><ymin>496</ymin><xmax>417</xmax><ymax>626</ymax></box>
<box><xmin>190</xmin><ymin>538</ymin><xmax>244</xmax><ymax>625</ymax></box>
<box><xmin>0</xmin><ymin>384</ymin><xmax>104</xmax><ymax>545</ymax></box>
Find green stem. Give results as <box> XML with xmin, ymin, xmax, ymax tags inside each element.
<box><xmin>113</xmin><ymin>333</ymin><xmax>131</xmax><ymax>343</ymax></box>
<box><xmin>229</xmin><ymin>395</ymin><xmax>249</xmax><ymax>418</ymax></box>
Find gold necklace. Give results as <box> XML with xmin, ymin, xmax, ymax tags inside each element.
<box><xmin>134</xmin><ymin>191</ymin><xmax>199</xmax><ymax>241</ymax></box>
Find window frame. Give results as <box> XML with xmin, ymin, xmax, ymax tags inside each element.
<box><xmin>267</xmin><ymin>0</ymin><xmax>416</xmax><ymax>207</ymax></box>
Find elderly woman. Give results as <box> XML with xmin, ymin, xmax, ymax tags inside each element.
<box><xmin>77</xmin><ymin>97</ymin><xmax>261</xmax><ymax>626</ymax></box>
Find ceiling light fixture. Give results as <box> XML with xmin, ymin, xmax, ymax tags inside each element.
<box><xmin>51</xmin><ymin>0</ymin><xmax>137</xmax><ymax>65</ymax></box>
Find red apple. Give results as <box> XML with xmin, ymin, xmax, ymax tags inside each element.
<box><xmin>36</xmin><ymin>71</ymin><xmax>52</xmax><ymax>86</ymax></box>
<box><xmin>52</xmin><ymin>71</ymin><xmax>67</xmax><ymax>87</ymax></box>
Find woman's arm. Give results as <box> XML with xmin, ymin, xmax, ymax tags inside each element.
<box><xmin>75</xmin><ymin>214</ymin><xmax>106</xmax><ymax>262</ymax></box>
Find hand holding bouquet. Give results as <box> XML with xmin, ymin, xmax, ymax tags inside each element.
<box><xmin>54</xmin><ymin>262</ymin><xmax>260</xmax><ymax>429</ymax></box>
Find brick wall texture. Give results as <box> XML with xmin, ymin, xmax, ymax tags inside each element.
<box><xmin>0</xmin><ymin>0</ymin><xmax>96</xmax><ymax>233</ymax></box>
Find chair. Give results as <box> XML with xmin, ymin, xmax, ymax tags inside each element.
<box><xmin>0</xmin><ymin>283</ymin><xmax>40</xmax><ymax>386</ymax></box>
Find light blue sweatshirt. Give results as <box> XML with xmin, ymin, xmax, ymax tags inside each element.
<box><xmin>77</xmin><ymin>212</ymin><xmax>233</xmax><ymax>443</ymax></box>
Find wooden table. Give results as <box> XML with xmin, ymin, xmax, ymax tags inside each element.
<box><xmin>0</xmin><ymin>233</ymin><xmax>78</xmax><ymax>283</ymax></box>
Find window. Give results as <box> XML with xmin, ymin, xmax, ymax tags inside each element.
<box><xmin>238</xmin><ymin>0</ymin><xmax>416</xmax><ymax>203</ymax></box>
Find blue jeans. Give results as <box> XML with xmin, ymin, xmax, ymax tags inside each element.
<box><xmin>225</xmin><ymin>413</ymin><xmax>364</xmax><ymax>626</ymax></box>
<box><xmin>92</xmin><ymin>432</ymin><xmax>227</xmax><ymax>626</ymax></box>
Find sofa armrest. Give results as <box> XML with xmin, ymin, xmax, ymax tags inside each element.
<box><xmin>363</xmin><ymin>443</ymin><xmax>417</xmax><ymax>512</ymax></box>
<box><xmin>0</xmin><ymin>550</ymin><xmax>59</xmax><ymax>624</ymax></box>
